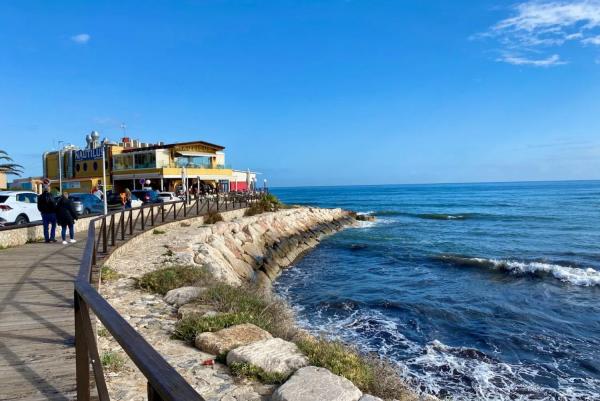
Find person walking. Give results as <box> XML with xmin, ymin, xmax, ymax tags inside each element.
<box><xmin>37</xmin><ymin>186</ymin><xmax>57</xmax><ymax>243</ymax></box>
<box><xmin>56</xmin><ymin>192</ymin><xmax>78</xmax><ymax>245</ymax></box>
<box><xmin>125</xmin><ymin>188</ymin><xmax>132</xmax><ymax>209</ymax></box>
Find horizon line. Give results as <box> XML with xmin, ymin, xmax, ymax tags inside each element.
<box><xmin>271</xmin><ymin>178</ymin><xmax>600</xmax><ymax>190</ymax></box>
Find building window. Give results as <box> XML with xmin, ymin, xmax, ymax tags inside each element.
<box><xmin>113</xmin><ymin>154</ymin><xmax>134</xmax><ymax>170</ymax></box>
<box><xmin>134</xmin><ymin>151</ymin><xmax>156</xmax><ymax>169</ymax></box>
<box><xmin>83</xmin><ymin>163</ymin><xmax>88</xmax><ymax>172</ymax></box>
<box><xmin>93</xmin><ymin>161</ymin><xmax>98</xmax><ymax>171</ymax></box>
<box><xmin>76</xmin><ymin>163</ymin><xmax>81</xmax><ymax>172</ymax></box>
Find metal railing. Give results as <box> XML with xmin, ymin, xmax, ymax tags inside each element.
<box><xmin>74</xmin><ymin>193</ymin><xmax>259</xmax><ymax>401</ymax></box>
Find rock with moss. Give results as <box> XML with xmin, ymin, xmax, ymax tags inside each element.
<box><xmin>163</xmin><ymin>286</ymin><xmax>206</xmax><ymax>306</ymax></box>
<box><xmin>194</xmin><ymin>323</ymin><xmax>272</xmax><ymax>355</ymax></box>
<box><xmin>272</xmin><ymin>366</ymin><xmax>362</xmax><ymax>401</ymax></box>
<box><xmin>226</xmin><ymin>338</ymin><xmax>309</xmax><ymax>377</ymax></box>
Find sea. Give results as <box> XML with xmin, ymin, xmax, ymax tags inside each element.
<box><xmin>271</xmin><ymin>181</ymin><xmax>600</xmax><ymax>401</ymax></box>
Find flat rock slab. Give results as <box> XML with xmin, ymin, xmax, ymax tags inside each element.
<box><xmin>195</xmin><ymin>323</ymin><xmax>272</xmax><ymax>355</ymax></box>
<box><xmin>177</xmin><ymin>303</ymin><xmax>218</xmax><ymax>320</ymax></box>
<box><xmin>164</xmin><ymin>286</ymin><xmax>205</xmax><ymax>306</ymax></box>
<box><xmin>226</xmin><ymin>338</ymin><xmax>309</xmax><ymax>376</ymax></box>
<box><xmin>358</xmin><ymin>395</ymin><xmax>383</xmax><ymax>401</ymax></box>
<box><xmin>272</xmin><ymin>366</ymin><xmax>362</xmax><ymax>401</ymax></box>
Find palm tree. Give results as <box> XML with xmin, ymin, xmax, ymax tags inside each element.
<box><xmin>0</xmin><ymin>150</ymin><xmax>23</xmax><ymax>176</ymax></box>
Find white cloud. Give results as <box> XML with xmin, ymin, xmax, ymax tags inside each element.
<box><xmin>582</xmin><ymin>34</ymin><xmax>600</xmax><ymax>44</ymax></box>
<box><xmin>498</xmin><ymin>53</ymin><xmax>567</xmax><ymax>66</ymax></box>
<box><xmin>71</xmin><ymin>33</ymin><xmax>91</xmax><ymax>44</ymax></box>
<box><xmin>483</xmin><ymin>1</ymin><xmax>600</xmax><ymax>65</ymax></box>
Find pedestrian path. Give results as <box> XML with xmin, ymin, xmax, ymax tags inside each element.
<box><xmin>0</xmin><ymin>240</ymin><xmax>85</xmax><ymax>401</ymax></box>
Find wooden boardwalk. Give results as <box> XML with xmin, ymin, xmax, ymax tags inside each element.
<box><xmin>0</xmin><ymin>197</ymin><xmax>252</xmax><ymax>401</ymax></box>
<box><xmin>0</xmin><ymin>240</ymin><xmax>85</xmax><ymax>401</ymax></box>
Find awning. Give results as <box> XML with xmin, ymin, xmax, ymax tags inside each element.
<box><xmin>175</xmin><ymin>151</ymin><xmax>215</xmax><ymax>157</ymax></box>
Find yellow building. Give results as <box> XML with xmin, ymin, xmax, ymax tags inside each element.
<box><xmin>43</xmin><ymin>132</ymin><xmax>240</xmax><ymax>194</ymax></box>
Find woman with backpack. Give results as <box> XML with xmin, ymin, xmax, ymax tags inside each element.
<box><xmin>56</xmin><ymin>192</ymin><xmax>78</xmax><ymax>245</ymax></box>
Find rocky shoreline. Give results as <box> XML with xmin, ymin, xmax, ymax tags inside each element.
<box><xmin>97</xmin><ymin>206</ymin><xmax>424</xmax><ymax>400</ymax></box>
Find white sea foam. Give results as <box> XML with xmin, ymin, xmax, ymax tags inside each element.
<box><xmin>484</xmin><ymin>258</ymin><xmax>600</xmax><ymax>287</ymax></box>
<box><xmin>439</xmin><ymin>255</ymin><xmax>600</xmax><ymax>287</ymax></box>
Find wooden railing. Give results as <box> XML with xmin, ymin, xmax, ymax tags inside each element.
<box><xmin>74</xmin><ymin>193</ymin><xmax>259</xmax><ymax>401</ymax></box>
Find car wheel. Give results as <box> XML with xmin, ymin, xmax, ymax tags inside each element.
<box><xmin>15</xmin><ymin>215</ymin><xmax>29</xmax><ymax>225</ymax></box>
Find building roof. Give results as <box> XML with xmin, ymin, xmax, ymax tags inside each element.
<box><xmin>121</xmin><ymin>140</ymin><xmax>225</xmax><ymax>153</ymax></box>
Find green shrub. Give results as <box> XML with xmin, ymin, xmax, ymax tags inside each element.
<box><xmin>204</xmin><ymin>211</ymin><xmax>223</xmax><ymax>224</ymax></box>
<box><xmin>97</xmin><ymin>327</ymin><xmax>109</xmax><ymax>337</ymax></box>
<box><xmin>296</xmin><ymin>339</ymin><xmax>374</xmax><ymax>391</ymax></box>
<box><xmin>152</xmin><ymin>229</ymin><xmax>166</xmax><ymax>235</ymax></box>
<box><xmin>173</xmin><ymin>283</ymin><xmax>295</xmax><ymax>342</ymax></box>
<box><xmin>137</xmin><ymin>265</ymin><xmax>209</xmax><ymax>295</ymax></box>
<box><xmin>101</xmin><ymin>351</ymin><xmax>125</xmax><ymax>372</ymax></box>
<box><xmin>100</xmin><ymin>265</ymin><xmax>121</xmax><ymax>282</ymax></box>
<box><xmin>229</xmin><ymin>362</ymin><xmax>288</xmax><ymax>384</ymax></box>
<box><xmin>244</xmin><ymin>194</ymin><xmax>283</xmax><ymax>217</ymax></box>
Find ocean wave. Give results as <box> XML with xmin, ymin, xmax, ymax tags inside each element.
<box><xmin>436</xmin><ymin>255</ymin><xmax>600</xmax><ymax>287</ymax></box>
<box><xmin>373</xmin><ymin>210</ymin><xmax>559</xmax><ymax>222</ymax></box>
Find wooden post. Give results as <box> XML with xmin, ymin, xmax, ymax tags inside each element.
<box><xmin>74</xmin><ymin>292</ymin><xmax>91</xmax><ymax>401</ymax></box>
<box><xmin>141</xmin><ymin>208</ymin><xmax>145</xmax><ymax>230</ymax></box>
<box><xmin>110</xmin><ymin>214</ymin><xmax>116</xmax><ymax>246</ymax></box>
<box><xmin>120</xmin><ymin>211</ymin><xmax>125</xmax><ymax>241</ymax></box>
<box><xmin>129</xmin><ymin>209</ymin><xmax>133</xmax><ymax>235</ymax></box>
<box><xmin>102</xmin><ymin>217</ymin><xmax>107</xmax><ymax>253</ymax></box>
<box><xmin>148</xmin><ymin>382</ymin><xmax>164</xmax><ymax>401</ymax></box>
<box><xmin>150</xmin><ymin>206</ymin><xmax>155</xmax><ymax>226</ymax></box>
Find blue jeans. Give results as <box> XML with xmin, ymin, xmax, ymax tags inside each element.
<box><xmin>41</xmin><ymin>213</ymin><xmax>57</xmax><ymax>242</ymax></box>
<box><xmin>61</xmin><ymin>224</ymin><xmax>74</xmax><ymax>241</ymax></box>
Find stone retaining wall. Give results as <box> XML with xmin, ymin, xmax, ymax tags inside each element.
<box><xmin>104</xmin><ymin>207</ymin><xmax>355</xmax><ymax>287</ymax></box>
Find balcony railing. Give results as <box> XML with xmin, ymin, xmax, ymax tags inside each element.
<box><xmin>74</xmin><ymin>193</ymin><xmax>259</xmax><ymax>400</ymax></box>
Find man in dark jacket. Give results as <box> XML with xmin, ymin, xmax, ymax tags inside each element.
<box><xmin>37</xmin><ymin>186</ymin><xmax>57</xmax><ymax>243</ymax></box>
<box><xmin>56</xmin><ymin>192</ymin><xmax>78</xmax><ymax>244</ymax></box>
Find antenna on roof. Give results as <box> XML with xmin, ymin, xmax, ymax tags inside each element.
<box><xmin>120</xmin><ymin>123</ymin><xmax>127</xmax><ymax>137</ymax></box>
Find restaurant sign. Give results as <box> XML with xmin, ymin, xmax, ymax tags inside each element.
<box><xmin>74</xmin><ymin>148</ymin><xmax>103</xmax><ymax>161</ymax></box>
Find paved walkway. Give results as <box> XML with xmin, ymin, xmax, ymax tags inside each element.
<box><xmin>0</xmin><ymin>240</ymin><xmax>85</xmax><ymax>401</ymax></box>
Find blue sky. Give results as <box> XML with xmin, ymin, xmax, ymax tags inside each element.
<box><xmin>1</xmin><ymin>0</ymin><xmax>600</xmax><ymax>186</ymax></box>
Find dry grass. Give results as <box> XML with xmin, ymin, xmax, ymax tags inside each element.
<box><xmin>204</xmin><ymin>211</ymin><xmax>224</xmax><ymax>224</ymax></box>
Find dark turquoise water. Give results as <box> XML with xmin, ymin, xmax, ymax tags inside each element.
<box><xmin>272</xmin><ymin>182</ymin><xmax>600</xmax><ymax>401</ymax></box>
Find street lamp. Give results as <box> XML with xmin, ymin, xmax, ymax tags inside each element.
<box><xmin>57</xmin><ymin>141</ymin><xmax>64</xmax><ymax>194</ymax></box>
<box><xmin>101</xmin><ymin>141</ymin><xmax>108</xmax><ymax>214</ymax></box>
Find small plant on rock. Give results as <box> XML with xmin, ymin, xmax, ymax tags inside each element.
<box><xmin>100</xmin><ymin>265</ymin><xmax>121</xmax><ymax>282</ymax></box>
<box><xmin>204</xmin><ymin>211</ymin><xmax>223</xmax><ymax>224</ymax></box>
<box><xmin>101</xmin><ymin>351</ymin><xmax>125</xmax><ymax>372</ymax></box>
<box><xmin>137</xmin><ymin>265</ymin><xmax>209</xmax><ymax>295</ymax></box>
<box><xmin>152</xmin><ymin>229</ymin><xmax>166</xmax><ymax>235</ymax></box>
<box><xmin>244</xmin><ymin>194</ymin><xmax>283</xmax><ymax>217</ymax></box>
<box><xmin>229</xmin><ymin>362</ymin><xmax>288</xmax><ymax>384</ymax></box>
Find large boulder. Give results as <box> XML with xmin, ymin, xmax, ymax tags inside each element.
<box><xmin>163</xmin><ymin>286</ymin><xmax>205</xmax><ymax>307</ymax></box>
<box><xmin>194</xmin><ymin>323</ymin><xmax>272</xmax><ymax>355</ymax></box>
<box><xmin>271</xmin><ymin>366</ymin><xmax>362</xmax><ymax>401</ymax></box>
<box><xmin>226</xmin><ymin>338</ymin><xmax>308</xmax><ymax>377</ymax></box>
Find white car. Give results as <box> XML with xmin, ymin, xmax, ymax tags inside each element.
<box><xmin>158</xmin><ymin>192</ymin><xmax>178</xmax><ymax>202</ymax></box>
<box><xmin>130</xmin><ymin>194</ymin><xmax>143</xmax><ymax>208</ymax></box>
<box><xmin>0</xmin><ymin>191</ymin><xmax>42</xmax><ymax>225</ymax></box>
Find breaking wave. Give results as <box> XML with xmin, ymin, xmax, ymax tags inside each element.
<box><xmin>436</xmin><ymin>255</ymin><xmax>600</xmax><ymax>287</ymax></box>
